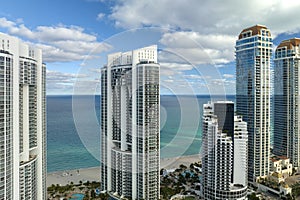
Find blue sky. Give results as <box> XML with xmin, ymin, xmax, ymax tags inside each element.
<box><xmin>1</xmin><ymin>0</ymin><xmax>300</xmax><ymax>95</ymax></box>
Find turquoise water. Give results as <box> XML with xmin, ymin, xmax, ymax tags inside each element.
<box><xmin>47</xmin><ymin>95</ymin><xmax>237</xmax><ymax>172</ymax></box>
<box><xmin>70</xmin><ymin>193</ymin><xmax>84</xmax><ymax>200</ymax></box>
<box><xmin>47</xmin><ymin>96</ymin><xmax>99</xmax><ymax>172</ymax></box>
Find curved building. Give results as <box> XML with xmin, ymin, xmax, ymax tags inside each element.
<box><xmin>0</xmin><ymin>33</ymin><xmax>46</xmax><ymax>199</ymax></box>
<box><xmin>274</xmin><ymin>38</ymin><xmax>300</xmax><ymax>167</ymax></box>
<box><xmin>101</xmin><ymin>45</ymin><xmax>160</xmax><ymax>200</ymax></box>
<box><xmin>201</xmin><ymin>101</ymin><xmax>248</xmax><ymax>200</ymax></box>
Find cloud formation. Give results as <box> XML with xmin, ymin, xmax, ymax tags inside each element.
<box><xmin>47</xmin><ymin>69</ymin><xmax>100</xmax><ymax>94</ymax></box>
<box><xmin>109</xmin><ymin>0</ymin><xmax>300</xmax><ymax>66</ymax></box>
<box><xmin>0</xmin><ymin>17</ymin><xmax>112</xmax><ymax>62</ymax></box>
<box><xmin>110</xmin><ymin>0</ymin><xmax>300</xmax><ymax>36</ymax></box>
<box><xmin>159</xmin><ymin>31</ymin><xmax>235</xmax><ymax>64</ymax></box>
<box><xmin>97</xmin><ymin>13</ymin><xmax>106</xmax><ymax>21</ymax></box>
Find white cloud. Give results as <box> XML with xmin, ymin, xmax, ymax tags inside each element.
<box><xmin>15</xmin><ymin>18</ymin><xmax>23</xmax><ymax>24</ymax></box>
<box><xmin>46</xmin><ymin>70</ymin><xmax>100</xmax><ymax>94</ymax></box>
<box><xmin>160</xmin><ymin>62</ymin><xmax>194</xmax><ymax>71</ymax></box>
<box><xmin>88</xmin><ymin>68</ymin><xmax>102</xmax><ymax>73</ymax></box>
<box><xmin>47</xmin><ymin>70</ymin><xmax>87</xmax><ymax>82</ymax></box>
<box><xmin>109</xmin><ymin>0</ymin><xmax>300</xmax><ymax>36</ymax></box>
<box><xmin>183</xmin><ymin>74</ymin><xmax>203</xmax><ymax>79</ymax></box>
<box><xmin>223</xmin><ymin>74</ymin><xmax>235</xmax><ymax>79</ymax></box>
<box><xmin>158</xmin><ymin>30</ymin><xmax>236</xmax><ymax>65</ymax></box>
<box><xmin>160</xmin><ymin>32</ymin><xmax>235</xmax><ymax>50</ymax></box>
<box><xmin>73</xmin><ymin>79</ymin><xmax>101</xmax><ymax>95</ymax></box>
<box><xmin>108</xmin><ymin>0</ymin><xmax>300</xmax><ymax>69</ymax></box>
<box><xmin>34</xmin><ymin>25</ymin><xmax>97</xmax><ymax>42</ymax></box>
<box><xmin>0</xmin><ymin>17</ymin><xmax>112</xmax><ymax>63</ymax></box>
<box><xmin>34</xmin><ymin>43</ymin><xmax>100</xmax><ymax>62</ymax></box>
<box><xmin>97</xmin><ymin>13</ymin><xmax>105</xmax><ymax>21</ymax></box>
<box><xmin>0</xmin><ymin>17</ymin><xmax>15</xmax><ymax>28</ymax></box>
<box><xmin>0</xmin><ymin>21</ymin><xmax>97</xmax><ymax>42</ymax></box>
<box><xmin>52</xmin><ymin>40</ymin><xmax>111</xmax><ymax>54</ymax></box>
<box><xmin>159</xmin><ymin>62</ymin><xmax>194</xmax><ymax>76</ymax></box>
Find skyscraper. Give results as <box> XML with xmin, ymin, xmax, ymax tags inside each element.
<box><xmin>201</xmin><ymin>101</ymin><xmax>248</xmax><ymax>200</ymax></box>
<box><xmin>0</xmin><ymin>33</ymin><xmax>46</xmax><ymax>199</ymax></box>
<box><xmin>101</xmin><ymin>45</ymin><xmax>160</xmax><ymax>200</ymax></box>
<box><xmin>274</xmin><ymin>38</ymin><xmax>300</xmax><ymax>167</ymax></box>
<box><xmin>236</xmin><ymin>25</ymin><xmax>272</xmax><ymax>183</ymax></box>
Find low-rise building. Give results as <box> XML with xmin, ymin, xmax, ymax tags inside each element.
<box><xmin>270</xmin><ymin>156</ymin><xmax>293</xmax><ymax>177</ymax></box>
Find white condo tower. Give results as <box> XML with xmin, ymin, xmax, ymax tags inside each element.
<box><xmin>0</xmin><ymin>33</ymin><xmax>46</xmax><ymax>199</ymax></box>
<box><xmin>101</xmin><ymin>45</ymin><xmax>160</xmax><ymax>200</ymax></box>
<box><xmin>201</xmin><ymin>101</ymin><xmax>248</xmax><ymax>200</ymax></box>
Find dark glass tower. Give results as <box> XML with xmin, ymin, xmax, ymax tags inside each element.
<box><xmin>236</xmin><ymin>25</ymin><xmax>272</xmax><ymax>183</ymax></box>
<box><xmin>214</xmin><ymin>102</ymin><xmax>234</xmax><ymax>138</ymax></box>
<box><xmin>274</xmin><ymin>38</ymin><xmax>300</xmax><ymax>167</ymax></box>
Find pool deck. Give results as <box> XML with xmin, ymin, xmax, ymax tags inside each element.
<box><xmin>70</xmin><ymin>193</ymin><xmax>85</xmax><ymax>200</ymax></box>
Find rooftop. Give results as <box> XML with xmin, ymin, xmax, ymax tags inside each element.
<box><xmin>277</xmin><ymin>38</ymin><xmax>300</xmax><ymax>50</ymax></box>
<box><xmin>278</xmin><ymin>155</ymin><xmax>289</xmax><ymax>160</ymax></box>
<box><xmin>270</xmin><ymin>155</ymin><xmax>289</xmax><ymax>163</ymax></box>
<box><xmin>239</xmin><ymin>24</ymin><xmax>270</xmax><ymax>39</ymax></box>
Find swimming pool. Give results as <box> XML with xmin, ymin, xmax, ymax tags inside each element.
<box><xmin>69</xmin><ymin>193</ymin><xmax>85</xmax><ymax>200</ymax></box>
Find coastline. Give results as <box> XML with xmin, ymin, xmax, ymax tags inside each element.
<box><xmin>160</xmin><ymin>154</ymin><xmax>201</xmax><ymax>170</ymax></box>
<box><xmin>47</xmin><ymin>166</ymin><xmax>100</xmax><ymax>187</ymax></box>
<box><xmin>47</xmin><ymin>154</ymin><xmax>201</xmax><ymax>187</ymax></box>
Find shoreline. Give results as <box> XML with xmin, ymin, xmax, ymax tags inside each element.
<box><xmin>161</xmin><ymin>154</ymin><xmax>201</xmax><ymax>170</ymax></box>
<box><xmin>47</xmin><ymin>166</ymin><xmax>100</xmax><ymax>187</ymax></box>
<box><xmin>47</xmin><ymin>154</ymin><xmax>201</xmax><ymax>187</ymax></box>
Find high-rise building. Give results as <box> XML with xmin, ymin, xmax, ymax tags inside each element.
<box><xmin>101</xmin><ymin>45</ymin><xmax>160</xmax><ymax>200</ymax></box>
<box><xmin>201</xmin><ymin>101</ymin><xmax>248</xmax><ymax>200</ymax></box>
<box><xmin>0</xmin><ymin>33</ymin><xmax>46</xmax><ymax>199</ymax></box>
<box><xmin>236</xmin><ymin>25</ymin><xmax>272</xmax><ymax>183</ymax></box>
<box><xmin>274</xmin><ymin>38</ymin><xmax>300</xmax><ymax>167</ymax></box>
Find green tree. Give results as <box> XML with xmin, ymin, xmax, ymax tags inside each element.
<box><xmin>248</xmin><ymin>193</ymin><xmax>259</xmax><ymax>200</ymax></box>
<box><xmin>91</xmin><ymin>189</ymin><xmax>96</xmax><ymax>198</ymax></box>
<box><xmin>180</xmin><ymin>164</ymin><xmax>187</xmax><ymax>170</ymax></box>
<box><xmin>190</xmin><ymin>163</ymin><xmax>194</xmax><ymax>169</ymax></box>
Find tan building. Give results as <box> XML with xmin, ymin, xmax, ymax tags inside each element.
<box><xmin>270</xmin><ymin>156</ymin><xmax>293</xmax><ymax>177</ymax></box>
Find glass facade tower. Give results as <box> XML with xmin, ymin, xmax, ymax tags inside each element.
<box><xmin>236</xmin><ymin>25</ymin><xmax>272</xmax><ymax>183</ymax></box>
<box><xmin>274</xmin><ymin>38</ymin><xmax>300</xmax><ymax>167</ymax></box>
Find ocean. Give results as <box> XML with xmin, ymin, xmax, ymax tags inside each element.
<box><xmin>47</xmin><ymin>95</ymin><xmax>236</xmax><ymax>172</ymax></box>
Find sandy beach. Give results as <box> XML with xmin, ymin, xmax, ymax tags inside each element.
<box><xmin>47</xmin><ymin>154</ymin><xmax>201</xmax><ymax>187</ymax></box>
<box><xmin>47</xmin><ymin>167</ymin><xmax>100</xmax><ymax>187</ymax></box>
<box><xmin>160</xmin><ymin>154</ymin><xmax>201</xmax><ymax>170</ymax></box>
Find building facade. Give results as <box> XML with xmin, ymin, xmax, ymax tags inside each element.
<box><xmin>101</xmin><ymin>45</ymin><xmax>160</xmax><ymax>200</ymax></box>
<box><xmin>236</xmin><ymin>25</ymin><xmax>272</xmax><ymax>183</ymax></box>
<box><xmin>0</xmin><ymin>33</ymin><xmax>46</xmax><ymax>199</ymax></box>
<box><xmin>270</xmin><ymin>156</ymin><xmax>293</xmax><ymax>178</ymax></box>
<box><xmin>274</xmin><ymin>38</ymin><xmax>300</xmax><ymax>167</ymax></box>
<box><xmin>201</xmin><ymin>101</ymin><xmax>248</xmax><ymax>200</ymax></box>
